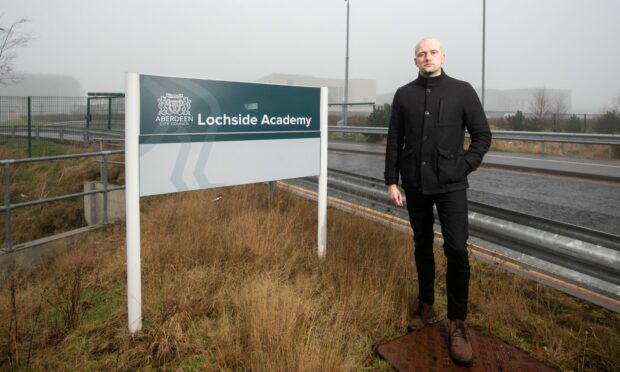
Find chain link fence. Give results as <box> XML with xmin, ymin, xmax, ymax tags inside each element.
<box><xmin>0</xmin><ymin>96</ymin><xmax>125</xmax><ymax>158</ymax></box>
<box><xmin>2</xmin><ymin>95</ymin><xmax>618</xmax><ymax>159</ymax></box>
<box><xmin>488</xmin><ymin>111</ymin><xmax>620</xmax><ymax>134</ymax></box>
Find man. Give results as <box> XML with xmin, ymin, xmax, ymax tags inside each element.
<box><xmin>384</xmin><ymin>37</ymin><xmax>491</xmax><ymax>365</ymax></box>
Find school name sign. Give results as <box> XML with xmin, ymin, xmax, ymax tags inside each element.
<box><xmin>137</xmin><ymin>74</ymin><xmax>322</xmax><ymax>196</ymax></box>
<box><xmin>158</xmin><ymin>111</ymin><xmax>313</xmax><ymax>127</ymax></box>
<box><xmin>125</xmin><ymin>73</ymin><xmax>328</xmax><ymax>333</ymax></box>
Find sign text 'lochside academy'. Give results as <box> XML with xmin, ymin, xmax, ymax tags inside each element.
<box><xmin>156</xmin><ymin>113</ymin><xmax>312</xmax><ymax>128</ymax></box>
<box><xmin>141</xmin><ymin>77</ymin><xmax>320</xmax><ymax>138</ymax></box>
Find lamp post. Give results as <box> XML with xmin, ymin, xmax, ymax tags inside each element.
<box><xmin>482</xmin><ymin>0</ymin><xmax>486</xmax><ymax>109</ymax></box>
<box><xmin>343</xmin><ymin>0</ymin><xmax>350</xmax><ymax>126</ymax></box>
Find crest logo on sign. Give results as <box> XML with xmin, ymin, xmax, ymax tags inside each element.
<box><xmin>155</xmin><ymin>93</ymin><xmax>193</xmax><ymax>125</ymax></box>
<box><xmin>157</xmin><ymin>93</ymin><xmax>191</xmax><ymax>116</ymax></box>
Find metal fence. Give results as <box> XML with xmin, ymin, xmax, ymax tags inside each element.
<box><xmin>2</xmin><ymin>95</ymin><xmax>618</xmax><ymax>159</ymax></box>
<box><xmin>488</xmin><ymin>112</ymin><xmax>617</xmax><ymax>134</ymax></box>
<box><xmin>87</xmin><ymin>96</ymin><xmax>125</xmax><ymax>130</ymax></box>
<box><xmin>0</xmin><ymin>96</ymin><xmax>124</xmax><ymax>158</ymax></box>
<box><xmin>0</xmin><ymin>150</ymin><xmax>125</xmax><ymax>252</ymax></box>
<box><xmin>283</xmin><ymin>170</ymin><xmax>620</xmax><ymax>312</ymax></box>
<box><xmin>325</xmin><ymin>104</ymin><xmax>613</xmax><ymax>134</ymax></box>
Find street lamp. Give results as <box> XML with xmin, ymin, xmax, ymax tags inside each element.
<box><xmin>482</xmin><ymin>0</ymin><xmax>486</xmax><ymax>109</ymax></box>
<box><xmin>343</xmin><ymin>0</ymin><xmax>350</xmax><ymax>126</ymax></box>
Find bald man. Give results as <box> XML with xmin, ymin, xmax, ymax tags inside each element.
<box><xmin>384</xmin><ymin>37</ymin><xmax>491</xmax><ymax>365</ymax></box>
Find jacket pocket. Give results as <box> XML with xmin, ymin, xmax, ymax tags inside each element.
<box><xmin>401</xmin><ymin>146</ymin><xmax>414</xmax><ymax>159</ymax></box>
<box><xmin>436</xmin><ymin>148</ymin><xmax>468</xmax><ymax>184</ymax></box>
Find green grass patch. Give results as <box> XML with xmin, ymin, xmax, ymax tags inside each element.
<box><xmin>0</xmin><ymin>137</ymin><xmax>78</xmax><ymax>158</ymax></box>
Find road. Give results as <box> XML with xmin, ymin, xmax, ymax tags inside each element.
<box><xmin>328</xmin><ymin>149</ymin><xmax>620</xmax><ymax>236</ymax></box>
<box><xmin>329</xmin><ymin>141</ymin><xmax>620</xmax><ymax>181</ymax></box>
<box><xmin>3</xmin><ymin>128</ymin><xmax>619</xmax><ymax>235</ymax></box>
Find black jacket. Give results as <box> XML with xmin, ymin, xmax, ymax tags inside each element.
<box><xmin>384</xmin><ymin>71</ymin><xmax>491</xmax><ymax>194</ymax></box>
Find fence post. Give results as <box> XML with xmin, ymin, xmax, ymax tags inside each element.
<box><xmin>108</xmin><ymin>97</ymin><xmax>112</xmax><ymax>130</ymax></box>
<box><xmin>553</xmin><ymin>113</ymin><xmax>557</xmax><ymax>132</ymax></box>
<box><xmin>583</xmin><ymin>114</ymin><xmax>587</xmax><ymax>133</ymax></box>
<box><xmin>3</xmin><ymin>162</ymin><xmax>12</xmax><ymax>252</ymax></box>
<box><xmin>268</xmin><ymin>181</ymin><xmax>277</xmax><ymax>203</ymax></box>
<box><xmin>28</xmin><ymin>96</ymin><xmax>32</xmax><ymax>157</ymax></box>
<box><xmin>86</xmin><ymin>97</ymin><xmax>91</xmax><ymax>129</ymax></box>
<box><xmin>101</xmin><ymin>152</ymin><xmax>109</xmax><ymax>225</ymax></box>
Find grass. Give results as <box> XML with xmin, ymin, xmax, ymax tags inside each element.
<box><xmin>0</xmin><ymin>142</ymin><xmax>125</xmax><ymax>246</ymax></box>
<box><xmin>0</xmin><ymin>137</ymin><xmax>83</xmax><ymax>159</ymax></box>
<box><xmin>0</xmin><ymin>184</ymin><xmax>618</xmax><ymax>370</ymax></box>
<box><xmin>328</xmin><ymin>134</ymin><xmax>619</xmax><ymax>160</ymax></box>
<box><xmin>489</xmin><ymin>139</ymin><xmax>620</xmax><ymax>160</ymax></box>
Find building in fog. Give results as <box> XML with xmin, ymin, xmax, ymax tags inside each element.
<box><xmin>476</xmin><ymin>88</ymin><xmax>572</xmax><ymax>115</ymax></box>
<box><xmin>256</xmin><ymin>74</ymin><xmax>376</xmax><ymax>115</ymax></box>
<box><xmin>0</xmin><ymin>73</ymin><xmax>84</xmax><ymax>96</ymax></box>
<box><xmin>378</xmin><ymin>87</ymin><xmax>572</xmax><ymax>117</ymax></box>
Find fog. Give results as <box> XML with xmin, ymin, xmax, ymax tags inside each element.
<box><xmin>2</xmin><ymin>0</ymin><xmax>619</xmax><ymax>112</ymax></box>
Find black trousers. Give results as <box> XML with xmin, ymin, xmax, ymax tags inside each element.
<box><xmin>405</xmin><ymin>189</ymin><xmax>470</xmax><ymax>320</ymax></box>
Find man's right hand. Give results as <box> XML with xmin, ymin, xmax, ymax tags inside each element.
<box><xmin>387</xmin><ymin>184</ymin><xmax>404</xmax><ymax>208</ymax></box>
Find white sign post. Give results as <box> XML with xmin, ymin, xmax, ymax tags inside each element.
<box><xmin>124</xmin><ymin>73</ymin><xmax>327</xmax><ymax>333</ymax></box>
<box><xmin>318</xmin><ymin>88</ymin><xmax>328</xmax><ymax>258</ymax></box>
<box><xmin>125</xmin><ymin>73</ymin><xmax>142</xmax><ymax>333</ymax></box>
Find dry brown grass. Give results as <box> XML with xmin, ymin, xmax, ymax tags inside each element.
<box><xmin>0</xmin><ymin>185</ymin><xmax>618</xmax><ymax>370</ymax></box>
<box><xmin>489</xmin><ymin>139</ymin><xmax>619</xmax><ymax>160</ymax></box>
<box><xmin>0</xmin><ymin>147</ymin><xmax>125</xmax><ymax>245</ymax></box>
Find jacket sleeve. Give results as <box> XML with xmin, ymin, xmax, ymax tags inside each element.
<box><xmin>384</xmin><ymin>90</ymin><xmax>404</xmax><ymax>185</ymax></box>
<box><xmin>463</xmin><ymin>83</ymin><xmax>492</xmax><ymax>170</ymax></box>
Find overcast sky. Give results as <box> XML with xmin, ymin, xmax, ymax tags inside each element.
<box><xmin>2</xmin><ymin>0</ymin><xmax>619</xmax><ymax>111</ymax></box>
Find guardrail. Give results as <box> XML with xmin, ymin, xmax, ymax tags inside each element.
<box><xmin>328</xmin><ymin>126</ymin><xmax>620</xmax><ymax>146</ymax></box>
<box><xmin>1</xmin><ymin>145</ymin><xmax>618</xmax><ymax>311</ymax></box>
<box><xmin>3</xmin><ymin>123</ymin><xmax>618</xmax><ymax>152</ymax></box>
<box><xmin>282</xmin><ymin>169</ymin><xmax>620</xmax><ymax>312</ymax></box>
<box><xmin>0</xmin><ymin>150</ymin><xmax>125</xmax><ymax>252</ymax></box>
<box><xmin>0</xmin><ymin>124</ymin><xmax>124</xmax><ymax>145</ymax></box>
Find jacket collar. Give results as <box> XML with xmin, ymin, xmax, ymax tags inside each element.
<box><xmin>416</xmin><ymin>69</ymin><xmax>448</xmax><ymax>87</ymax></box>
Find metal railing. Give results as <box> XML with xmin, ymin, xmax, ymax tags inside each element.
<box><xmin>0</xmin><ymin>150</ymin><xmax>125</xmax><ymax>252</ymax></box>
<box><xmin>0</xmin><ymin>124</ymin><xmax>123</xmax><ymax>145</ymax></box>
<box><xmin>0</xmin><ymin>95</ymin><xmax>124</xmax><ymax>158</ymax></box>
<box><xmin>328</xmin><ymin>126</ymin><xmax>620</xmax><ymax>146</ymax></box>
<box><xmin>282</xmin><ymin>169</ymin><xmax>620</xmax><ymax>312</ymax></box>
<box><xmin>1</xmin><ymin>144</ymin><xmax>618</xmax><ymax>311</ymax></box>
<box><xmin>6</xmin><ymin>123</ymin><xmax>618</xmax><ymax>149</ymax></box>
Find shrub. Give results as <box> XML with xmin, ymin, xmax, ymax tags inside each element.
<box><xmin>592</xmin><ymin>111</ymin><xmax>620</xmax><ymax>134</ymax></box>
<box><xmin>504</xmin><ymin>111</ymin><xmax>525</xmax><ymax>131</ymax></box>
<box><xmin>366</xmin><ymin>104</ymin><xmax>391</xmax><ymax>142</ymax></box>
<box><xmin>565</xmin><ymin>115</ymin><xmax>583</xmax><ymax>133</ymax></box>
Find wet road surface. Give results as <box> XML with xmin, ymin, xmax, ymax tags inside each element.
<box><xmin>328</xmin><ymin>151</ymin><xmax>620</xmax><ymax>235</ymax></box>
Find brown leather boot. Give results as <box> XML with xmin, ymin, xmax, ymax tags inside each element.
<box><xmin>449</xmin><ymin>319</ymin><xmax>473</xmax><ymax>365</ymax></box>
<box><xmin>406</xmin><ymin>302</ymin><xmax>435</xmax><ymax>332</ymax></box>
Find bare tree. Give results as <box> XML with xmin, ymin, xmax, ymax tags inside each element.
<box><xmin>610</xmin><ymin>92</ymin><xmax>620</xmax><ymax>113</ymax></box>
<box><xmin>528</xmin><ymin>88</ymin><xmax>551</xmax><ymax>119</ymax></box>
<box><xmin>0</xmin><ymin>16</ymin><xmax>34</xmax><ymax>85</ymax></box>
<box><xmin>548</xmin><ymin>92</ymin><xmax>570</xmax><ymax>131</ymax></box>
<box><xmin>550</xmin><ymin>93</ymin><xmax>569</xmax><ymax>116</ymax></box>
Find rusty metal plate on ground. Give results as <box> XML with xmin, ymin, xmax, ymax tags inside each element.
<box><xmin>375</xmin><ymin>319</ymin><xmax>557</xmax><ymax>371</ymax></box>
